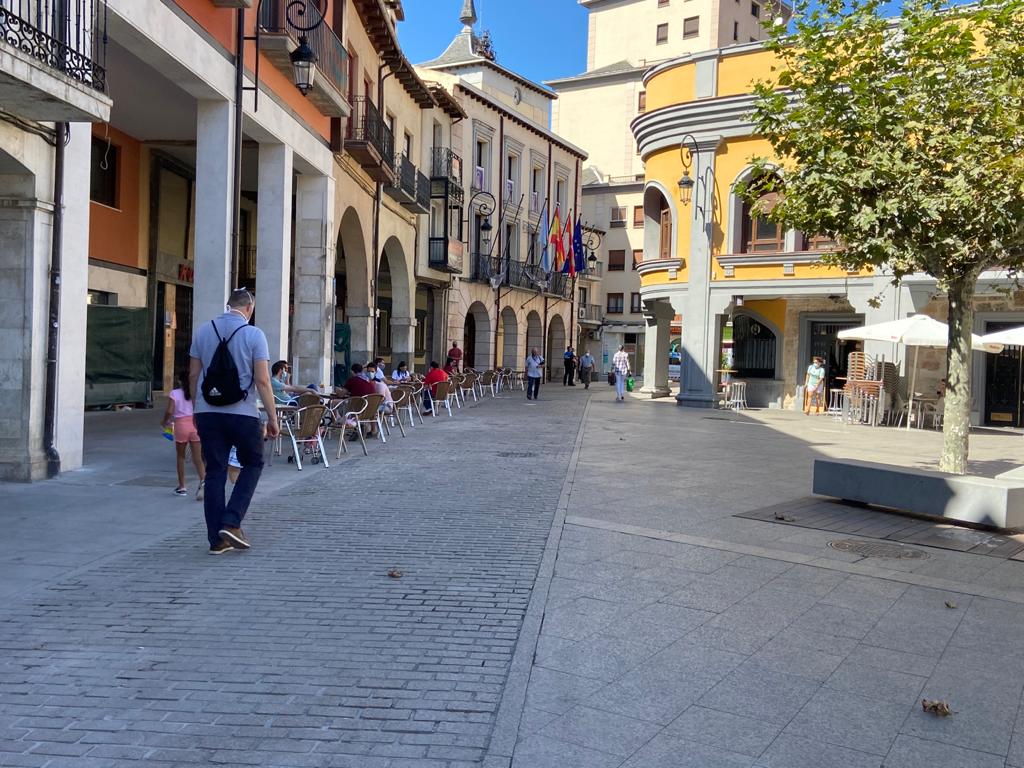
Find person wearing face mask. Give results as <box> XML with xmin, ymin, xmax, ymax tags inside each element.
<box><xmin>189</xmin><ymin>288</ymin><xmax>280</xmax><ymax>555</ymax></box>
<box><xmin>803</xmin><ymin>356</ymin><xmax>826</xmax><ymax>414</ymax></box>
<box><xmin>270</xmin><ymin>360</ymin><xmax>308</xmax><ymax>405</ymax></box>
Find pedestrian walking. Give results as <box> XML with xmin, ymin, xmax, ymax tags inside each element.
<box><xmin>612</xmin><ymin>345</ymin><xmax>631</xmax><ymax>401</ymax></box>
<box><xmin>161</xmin><ymin>369</ymin><xmax>206</xmax><ymax>499</ymax></box>
<box><xmin>579</xmin><ymin>350</ymin><xmax>595</xmax><ymax>389</ymax></box>
<box><xmin>526</xmin><ymin>347</ymin><xmax>545</xmax><ymax>401</ymax></box>
<box><xmin>189</xmin><ymin>288</ymin><xmax>279</xmax><ymax>555</ymax></box>
<box><xmin>803</xmin><ymin>356</ymin><xmax>826</xmax><ymax>414</ymax></box>
<box><xmin>563</xmin><ymin>345</ymin><xmax>577</xmax><ymax>386</ymax></box>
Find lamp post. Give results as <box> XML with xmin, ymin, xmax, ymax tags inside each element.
<box><xmin>463</xmin><ymin>190</ymin><xmax>496</xmax><ymax>275</ymax></box>
<box><xmin>676</xmin><ymin>133</ymin><xmax>715</xmax><ymax>224</ymax></box>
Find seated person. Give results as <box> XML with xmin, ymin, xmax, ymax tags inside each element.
<box><xmin>374</xmin><ymin>379</ymin><xmax>395</xmax><ymax>416</ymax></box>
<box><xmin>422</xmin><ymin>360</ymin><xmax>448</xmax><ymax>414</ymax></box>
<box><xmin>271</xmin><ymin>360</ymin><xmax>310</xmax><ymax>405</ymax></box>
<box><xmin>343</xmin><ymin>363</ymin><xmax>377</xmax><ymax>398</ymax></box>
<box><xmin>372</xmin><ymin>357</ymin><xmax>387</xmax><ymax>382</ymax></box>
<box><xmin>391</xmin><ymin>361</ymin><xmax>411</xmax><ymax>382</ymax></box>
<box><xmin>443</xmin><ymin>357</ymin><xmax>457</xmax><ymax>375</ymax></box>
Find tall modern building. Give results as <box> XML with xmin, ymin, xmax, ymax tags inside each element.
<box><xmin>549</xmin><ymin>0</ymin><xmax>789</xmax><ymax>387</ymax></box>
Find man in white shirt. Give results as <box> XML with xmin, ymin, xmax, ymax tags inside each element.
<box><xmin>525</xmin><ymin>348</ymin><xmax>545</xmax><ymax>401</ymax></box>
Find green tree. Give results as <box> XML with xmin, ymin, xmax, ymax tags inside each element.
<box><xmin>746</xmin><ymin>0</ymin><xmax>1024</xmax><ymax>474</ymax></box>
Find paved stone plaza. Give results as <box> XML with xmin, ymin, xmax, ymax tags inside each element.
<box><xmin>2</xmin><ymin>388</ymin><xmax>1024</xmax><ymax>767</ymax></box>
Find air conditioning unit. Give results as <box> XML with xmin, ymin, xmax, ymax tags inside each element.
<box><xmin>578</xmin><ymin>307</ymin><xmax>587</xmax><ymax>320</ymax></box>
<box><xmin>473</xmin><ymin>165</ymin><xmax>485</xmax><ymax>190</ymax></box>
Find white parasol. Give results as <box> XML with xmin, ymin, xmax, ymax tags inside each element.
<box><xmin>837</xmin><ymin>315</ymin><xmax>1002</xmax><ymax>429</ymax></box>
<box><xmin>980</xmin><ymin>325</ymin><xmax>1024</xmax><ymax>348</ymax></box>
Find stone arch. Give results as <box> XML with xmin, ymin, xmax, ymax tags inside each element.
<box><xmin>378</xmin><ymin>235</ymin><xmax>414</xmax><ymax>366</ymax></box>
<box><xmin>463</xmin><ymin>301</ymin><xmax>492</xmax><ymax>370</ymax></box>
<box><xmin>547</xmin><ymin>313</ymin><xmax>567</xmax><ymax>380</ymax></box>
<box><xmin>525</xmin><ymin>310</ymin><xmax>543</xmax><ymax>359</ymax></box>
<box><xmin>336</xmin><ymin>206</ymin><xmax>371</xmax><ymax>369</ymax></box>
<box><xmin>500</xmin><ymin>306</ymin><xmax>519</xmax><ymax>368</ymax></box>
<box><xmin>643</xmin><ymin>181</ymin><xmax>677</xmax><ymax>264</ymax></box>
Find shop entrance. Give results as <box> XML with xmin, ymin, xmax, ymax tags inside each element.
<box><xmin>984</xmin><ymin>321</ymin><xmax>1023</xmax><ymax>427</ymax></box>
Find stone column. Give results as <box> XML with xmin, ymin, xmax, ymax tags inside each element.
<box><xmin>391</xmin><ymin>316</ymin><xmax>416</xmax><ymax>368</ymax></box>
<box><xmin>54</xmin><ymin>122</ymin><xmax>92</xmax><ymax>471</ymax></box>
<box><xmin>640</xmin><ymin>299</ymin><xmax>673</xmax><ymax>398</ymax></box>
<box><xmin>293</xmin><ymin>174</ymin><xmax>335</xmax><ymax>387</ymax></box>
<box><xmin>676</xmin><ymin>141</ymin><xmax>720</xmax><ymax>407</ymax></box>
<box><xmin>346</xmin><ymin>305</ymin><xmax>373</xmax><ymax>371</ymax></box>
<box><xmin>256</xmin><ymin>142</ymin><xmax>293</xmax><ymax>362</ymax></box>
<box><xmin>193</xmin><ymin>100</ymin><xmax>234</xmax><ymax>330</ymax></box>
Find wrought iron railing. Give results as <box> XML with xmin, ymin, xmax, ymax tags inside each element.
<box><xmin>415</xmin><ymin>169</ymin><xmax>430</xmax><ymax>211</ymax></box>
<box><xmin>258</xmin><ymin>0</ymin><xmax>347</xmax><ymax>97</ymax></box>
<box><xmin>396</xmin><ymin>153</ymin><xmax>416</xmax><ymax>197</ymax></box>
<box><xmin>579</xmin><ymin>304</ymin><xmax>602</xmax><ymax>322</ymax></box>
<box><xmin>430</xmin><ymin>146</ymin><xmax>462</xmax><ymax>184</ymax></box>
<box><xmin>470</xmin><ymin>250</ymin><xmax>572</xmax><ymax>298</ymax></box>
<box><xmin>0</xmin><ymin>0</ymin><xmax>107</xmax><ymax>91</ymax></box>
<box><xmin>347</xmin><ymin>96</ymin><xmax>394</xmax><ymax>161</ymax></box>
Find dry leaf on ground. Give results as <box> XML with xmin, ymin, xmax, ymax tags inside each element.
<box><xmin>922</xmin><ymin>699</ymin><xmax>953</xmax><ymax>716</ymax></box>
<box><xmin>945</xmin><ymin>601</ymin><xmax>957</xmax><ymax>609</ymax></box>
<box><xmin>387</xmin><ymin>569</ymin><xmax>403</xmax><ymax>579</ymax></box>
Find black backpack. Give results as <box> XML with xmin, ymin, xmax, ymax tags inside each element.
<box><xmin>201</xmin><ymin>322</ymin><xmax>249</xmax><ymax>406</ymax></box>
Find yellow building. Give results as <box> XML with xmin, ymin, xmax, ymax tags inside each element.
<box><xmin>632</xmin><ymin>44</ymin><xmax>1024</xmax><ymax>424</ymax></box>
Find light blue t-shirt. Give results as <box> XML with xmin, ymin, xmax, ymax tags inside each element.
<box><xmin>526</xmin><ymin>354</ymin><xmax>544</xmax><ymax>379</ymax></box>
<box><xmin>190</xmin><ymin>311</ymin><xmax>269</xmax><ymax>419</ymax></box>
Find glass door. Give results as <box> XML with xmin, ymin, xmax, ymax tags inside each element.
<box><xmin>984</xmin><ymin>321</ymin><xmax>1023</xmax><ymax>427</ymax></box>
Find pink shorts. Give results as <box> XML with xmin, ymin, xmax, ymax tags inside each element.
<box><xmin>173</xmin><ymin>416</ymin><xmax>200</xmax><ymax>443</ymax></box>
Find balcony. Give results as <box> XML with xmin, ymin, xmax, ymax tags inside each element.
<box><xmin>258</xmin><ymin>0</ymin><xmax>349</xmax><ymax>118</ymax></box>
<box><xmin>579</xmin><ymin>261</ymin><xmax>603</xmax><ymax>280</ymax></box>
<box><xmin>430</xmin><ymin>147</ymin><xmax>463</xmax><ymax>186</ymax></box>
<box><xmin>472</xmin><ymin>253</ymin><xmax>573</xmax><ymax>299</ymax></box>
<box><xmin>413</xmin><ymin>169</ymin><xmax>430</xmax><ymax>214</ymax></box>
<box><xmin>386</xmin><ymin>153</ymin><xmax>416</xmax><ymax>205</ymax></box>
<box><xmin>578</xmin><ymin>304</ymin><xmax>603</xmax><ymax>324</ymax></box>
<box><xmin>428</xmin><ymin>237</ymin><xmax>464</xmax><ymax>274</ymax></box>
<box><xmin>345</xmin><ymin>96</ymin><xmax>395</xmax><ymax>183</ymax></box>
<box><xmin>0</xmin><ymin>0</ymin><xmax>111</xmax><ymax>121</ymax></box>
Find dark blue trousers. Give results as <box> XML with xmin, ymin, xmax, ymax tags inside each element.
<box><xmin>195</xmin><ymin>413</ymin><xmax>264</xmax><ymax>547</ymax></box>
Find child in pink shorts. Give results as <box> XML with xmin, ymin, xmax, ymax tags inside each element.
<box><xmin>161</xmin><ymin>371</ymin><xmax>206</xmax><ymax>498</ymax></box>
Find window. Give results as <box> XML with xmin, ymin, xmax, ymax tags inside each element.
<box><xmin>660</xmin><ymin>208</ymin><xmax>672</xmax><ymax>258</ymax></box>
<box><xmin>608</xmin><ymin>250</ymin><xmax>626</xmax><ymax>271</ymax></box>
<box><xmin>658</xmin><ymin>0</ymin><xmax>670</xmax><ymax>6</ymax></box>
<box><xmin>751</xmin><ymin>2</ymin><xmax>760</xmax><ymax>17</ymax></box>
<box><xmin>630</xmin><ymin>293</ymin><xmax>643</xmax><ymax>313</ymax></box>
<box><xmin>733</xmin><ymin>20</ymin><xmax>739</xmax><ymax>41</ymax></box>
<box><xmin>637</xmin><ymin>91</ymin><xmax>647</xmax><ymax>113</ymax></box>
<box><xmin>607</xmin><ymin>293</ymin><xmax>624</xmax><ymax>314</ymax></box>
<box><xmin>683</xmin><ymin>16</ymin><xmax>699</xmax><ymax>37</ymax></box>
<box><xmin>87</xmin><ymin>289</ymin><xmax>117</xmax><ymax>306</ymax></box>
<box><xmin>656</xmin><ymin>23</ymin><xmax>669</xmax><ymax>44</ymax></box>
<box><xmin>404</xmin><ymin>131</ymin><xmax>413</xmax><ymax>158</ymax></box>
<box><xmin>90</xmin><ymin>137</ymin><xmax>118</xmax><ymax>208</ymax></box>
<box><xmin>733</xmin><ymin>314</ymin><xmax>776</xmax><ymax>378</ymax></box>
<box><xmin>802</xmin><ymin>233</ymin><xmax>837</xmax><ymax>251</ymax></box>
<box><xmin>556</xmin><ymin>178</ymin><xmax>567</xmax><ymax>211</ymax></box>
<box><xmin>632</xmin><ymin>249</ymin><xmax>643</xmax><ymax>270</ymax></box>
<box><xmin>632</xmin><ymin>205</ymin><xmax>644</xmax><ymax>228</ymax></box>
<box><xmin>742</xmin><ymin>205</ymin><xmax>785</xmax><ymax>253</ymax></box>
<box><xmin>579</xmin><ymin>287</ymin><xmax>588</xmax><ymax>306</ymax></box>
<box><xmin>347</xmin><ymin>46</ymin><xmax>358</xmax><ymax>102</ymax></box>
<box><xmin>610</xmin><ymin>206</ymin><xmax>627</xmax><ymax>227</ymax></box>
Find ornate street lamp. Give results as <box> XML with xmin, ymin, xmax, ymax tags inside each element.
<box><xmin>677</xmin><ymin>133</ymin><xmax>715</xmax><ymax>223</ymax></box>
<box><xmin>463</xmin><ymin>190</ymin><xmax>497</xmax><ymax>255</ymax></box>
<box><xmin>290</xmin><ymin>35</ymin><xmax>318</xmax><ymax>95</ymax></box>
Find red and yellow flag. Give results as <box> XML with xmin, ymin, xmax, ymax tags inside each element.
<box><xmin>550</xmin><ymin>205</ymin><xmax>565</xmax><ymax>272</ymax></box>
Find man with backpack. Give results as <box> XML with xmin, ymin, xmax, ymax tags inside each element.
<box><xmin>189</xmin><ymin>288</ymin><xmax>280</xmax><ymax>555</ymax></box>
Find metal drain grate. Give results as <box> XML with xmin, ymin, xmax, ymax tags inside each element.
<box><xmin>829</xmin><ymin>539</ymin><xmax>930</xmax><ymax>560</ymax></box>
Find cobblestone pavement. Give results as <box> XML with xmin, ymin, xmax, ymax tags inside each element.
<box><xmin>5</xmin><ymin>386</ymin><xmax>1024</xmax><ymax>768</ymax></box>
<box><xmin>511</xmin><ymin>394</ymin><xmax>1024</xmax><ymax>768</ymax></box>
<box><xmin>0</xmin><ymin>387</ymin><xmax>584</xmax><ymax>768</ymax></box>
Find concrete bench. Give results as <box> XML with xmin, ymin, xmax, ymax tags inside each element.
<box><xmin>812</xmin><ymin>458</ymin><xmax>1024</xmax><ymax>530</ymax></box>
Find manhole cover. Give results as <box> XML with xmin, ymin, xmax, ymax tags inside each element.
<box><xmin>828</xmin><ymin>539</ymin><xmax>930</xmax><ymax>560</ymax></box>
<box><xmin>496</xmin><ymin>451</ymin><xmax>538</xmax><ymax>459</ymax></box>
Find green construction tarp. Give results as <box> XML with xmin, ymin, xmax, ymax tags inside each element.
<box><xmin>85</xmin><ymin>306</ymin><xmax>152</xmax><ymax>407</ymax></box>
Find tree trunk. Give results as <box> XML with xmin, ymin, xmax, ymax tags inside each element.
<box><xmin>939</xmin><ymin>273</ymin><xmax>977</xmax><ymax>475</ymax></box>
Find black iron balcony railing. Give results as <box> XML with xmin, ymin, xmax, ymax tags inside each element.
<box><xmin>471</xmin><ymin>252</ymin><xmax>572</xmax><ymax>298</ymax></box>
<box><xmin>430</xmin><ymin>146</ymin><xmax>463</xmax><ymax>185</ymax></box>
<box><xmin>258</xmin><ymin>0</ymin><xmax>347</xmax><ymax>97</ymax></box>
<box><xmin>346</xmin><ymin>96</ymin><xmax>394</xmax><ymax>163</ymax></box>
<box><xmin>579</xmin><ymin>304</ymin><xmax>603</xmax><ymax>323</ymax></box>
<box><xmin>415</xmin><ymin>169</ymin><xmax>431</xmax><ymax>211</ymax></box>
<box><xmin>0</xmin><ymin>0</ymin><xmax>107</xmax><ymax>91</ymax></box>
<box><xmin>397</xmin><ymin>153</ymin><xmax>416</xmax><ymax>198</ymax></box>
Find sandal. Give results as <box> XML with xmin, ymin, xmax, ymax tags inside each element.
<box><xmin>174</xmin><ymin>487</ymin><xmax>188</xmax><ymax>496</ymax></box>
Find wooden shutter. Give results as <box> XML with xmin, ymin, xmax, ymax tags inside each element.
<box><xmin>659</xmin><ymin>209</ymin><xmax>672</xmax><ymax>259</ymax></box>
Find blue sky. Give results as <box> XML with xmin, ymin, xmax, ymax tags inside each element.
<box><xmin>398</xmin><ymin>0</ymin><xmax>590</xmax><ymax>85</ymax></box>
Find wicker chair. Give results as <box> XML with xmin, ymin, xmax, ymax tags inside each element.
<box><xmin>284</xmin><ymin>404</ymin><xmax>328</xmax><ymax>470</ymax></box>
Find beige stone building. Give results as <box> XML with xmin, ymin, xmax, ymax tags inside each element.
<box><xmin>549</xmin><ymin>0</ymin><xmax>789</xmax><ymax>381</ymax></box>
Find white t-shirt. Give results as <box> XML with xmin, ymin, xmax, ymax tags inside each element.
<box><xmin>526</xmin><ymin>355</ymin><xmax>544</xmax><ymax>378</ymax></box>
